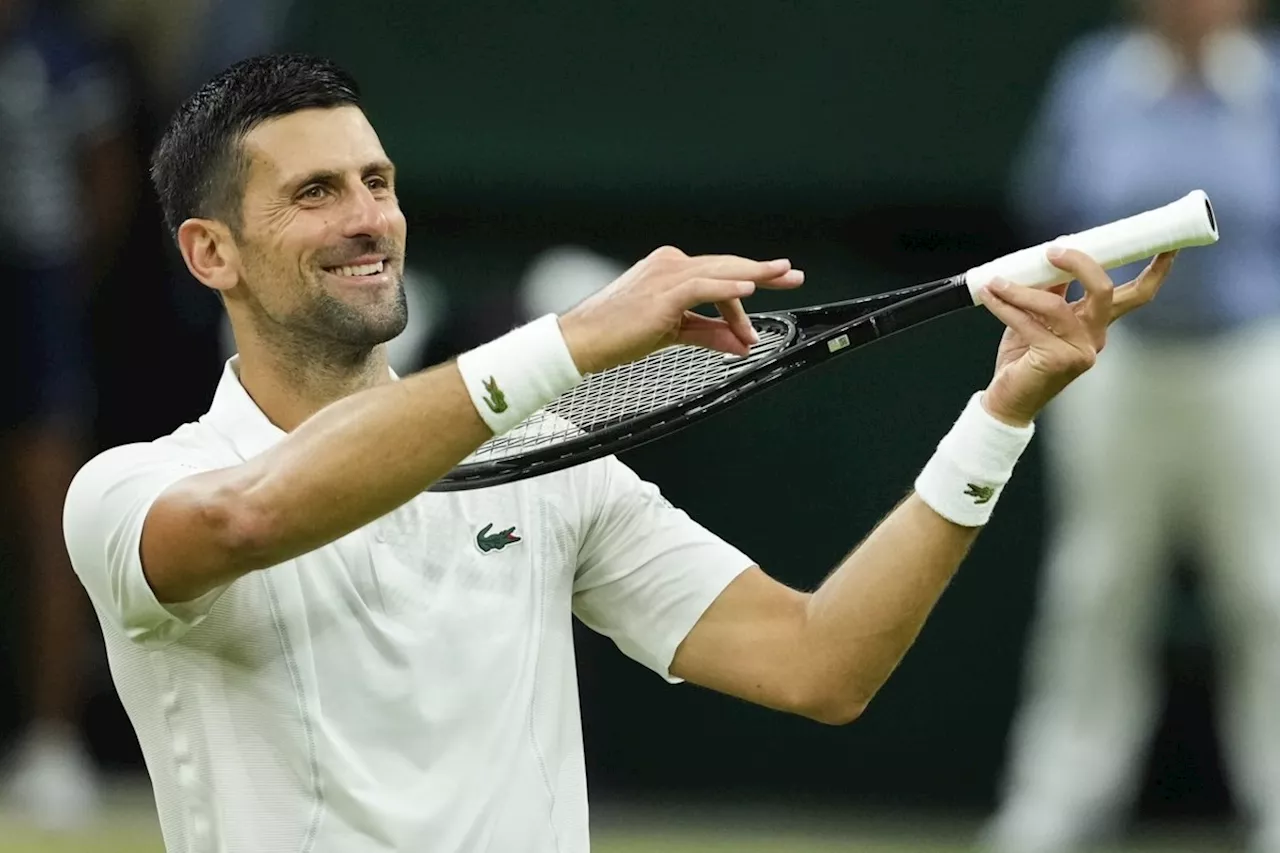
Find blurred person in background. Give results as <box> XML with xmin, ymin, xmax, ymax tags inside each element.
<box><xmin>81</xmin><ymin>0</ymin><xmax>299</xmax><ymax>436</ymax></box>
<box><xmin>83</xmin><ymin>0</ymin><xmax>296</xmax><ymax>112</ymax></box>
<box><xmin>0</xmin><ymin>0</ymin><xmax>135</xmax><ymax>831</ymax></box>
<box><xmin>984</xmin><ymin>1</ymin><xmax>1280</xmax><ymax>851</ymax></box>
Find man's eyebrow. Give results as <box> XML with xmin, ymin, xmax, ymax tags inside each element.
<box><xmin>280</xmin><ymin>161</ymin><xmax>397</xmax><ymax>196</ymax></box>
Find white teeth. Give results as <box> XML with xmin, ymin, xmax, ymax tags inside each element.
<box><xmin>332</xmin><ymin>261</ymin><xmax>385</xmax><ymax>277</ymax></box>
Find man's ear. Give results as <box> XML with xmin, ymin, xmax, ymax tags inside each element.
<box><xmin>177</xmin><ymin>218</ymin><xmax>241</xmax><ymax>294</ymax></box>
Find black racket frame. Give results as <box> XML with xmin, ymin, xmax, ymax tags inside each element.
<box><xmin>431</xmin><ymin>275</ymin><xmax>974</xmax><ymax>491</ymax></box>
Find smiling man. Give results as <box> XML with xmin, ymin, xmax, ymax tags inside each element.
<box><xmin>63</xmin><ymin>53</ymin><xmax>1172</xmax><ymax>853</ymax></box>
<box><xmin>64</xmin><ymin>54</ymin><xmax>804</xmax><ymax>852</ymax></box>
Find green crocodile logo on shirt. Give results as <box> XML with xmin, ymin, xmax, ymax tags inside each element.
<box><xmin>476</xmin><ymin>523</ymin><xmax>521</xmax><ymax>553</ymax></box>
<box><xmin>964</xmin><ymin>483</ymin><xmax>995</xmax><ymax>505</ymax></box>
<box><xmin>481</xmin><ymin>376</ymin><xmax>508</xmax><ymax>414</ymax></box>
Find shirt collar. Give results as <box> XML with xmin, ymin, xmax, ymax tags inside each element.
<box><xmin>201</xmin><ymin>357</ymin><xmax>289</xmax><ymax>461</ymax></box>
<box><xmin>200</xmin><ymin>356</ymin><xmax>403</xmax><ymax>461</ymax></box>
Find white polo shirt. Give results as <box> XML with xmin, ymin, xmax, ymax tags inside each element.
<box><xmin>63</xmin><ymin>359</ymin><xmax>754</xmax><ymax>853</ymax></box>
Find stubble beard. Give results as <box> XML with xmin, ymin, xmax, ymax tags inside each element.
<box><xmin>303</xmin><ymin>271</ymin><xmax>409</xmax><ymax>350</ymax></box>
<box><xmin>241</xmin><ymin>242</ymin><xmax>410</xmax><ymax>372</ymax></box>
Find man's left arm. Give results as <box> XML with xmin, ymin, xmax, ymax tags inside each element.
<box><xmin>670</xmin><ymin>493</ymin><xmax>976</xmax><ymax>724</ymax></box>
<box><xmin>671</xmin><ymin>247</ymin><xmax>1178</xmax><ymax>724</ymax></box>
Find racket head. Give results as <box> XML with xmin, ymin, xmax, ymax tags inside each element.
<box><xmin>431</xmin><ymin>313</ymin><xmax>801</xmax><ymax>490</ymax></box>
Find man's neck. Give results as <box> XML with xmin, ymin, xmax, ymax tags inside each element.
<box><xmin>233</xmin><ymin>332</ymin><xmax>394</xmax><ymax>433</ymax></box>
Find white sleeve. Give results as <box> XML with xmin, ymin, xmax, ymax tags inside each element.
<box><xmin>572</xmin><ymin>458</ymin><xmax>754</xmax><ymax>682</ymax></box>
<box><xmin>63</xmin><ymin>442</ymin><xmax>226</xmax><ymax>649</ymax></box>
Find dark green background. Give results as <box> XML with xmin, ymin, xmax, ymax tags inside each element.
<box><xmin>292</xmin><ymin>1</ymin><xmax>1112</xmax><ymax>206</ymax></box>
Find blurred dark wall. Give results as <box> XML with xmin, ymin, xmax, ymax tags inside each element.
<box><xmin>48</xmin><ymin>0</ymin><xmax>1236</xmax><ymax>821</ymax></box>
<box><xmin>290</xmin><ymin>1</ymin><xmax>1116</xmax><ymax>207</ymax></box>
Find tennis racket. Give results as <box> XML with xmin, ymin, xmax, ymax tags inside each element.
<box><xmin>431</xmin><ymin>190</ymin><xmax>1219</xmax><ymax>491</ymax></box>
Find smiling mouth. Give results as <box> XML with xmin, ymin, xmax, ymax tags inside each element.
<box><xmin>325</xmin><ymin>260</ymin><xmax>387</xmax><ymax>278</ymax></box>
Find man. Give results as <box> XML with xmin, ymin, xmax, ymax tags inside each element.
<box><xmin>984</xmin><ymin>1</ymin><xmax>1280</xmax><ymax>851</ymax></box>
<box><xmin>63</xmin><ymin>54</ymin><xmax>1174</xmax><ymax>852</ymax></box>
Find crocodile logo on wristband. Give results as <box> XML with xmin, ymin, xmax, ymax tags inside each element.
<box><xmin>481</xmin><ymin>376</ymin><xmax>509</xmax><ymax>413</ymax></box>
<box><xmin>964</xmin><ymin>483</ymin><xmax>995</xmax><ymax>505</ymax></box>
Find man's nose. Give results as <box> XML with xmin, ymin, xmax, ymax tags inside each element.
<box><xmin>341</xmin><ymin>184</ymin><xmax>390</xmax><ymax>239</ymax></box>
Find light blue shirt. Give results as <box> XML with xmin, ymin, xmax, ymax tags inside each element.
<box><xmin>1013</xmin><ymin>27</ymin><xmax>1280</xmax><ymax>337</ymax></box>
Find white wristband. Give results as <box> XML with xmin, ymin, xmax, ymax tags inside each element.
<box><xmin>913</xmin><ymin>392</ymin><xmax>1035</xmax><ymax>527</ymax></box>
<box><xmin>455</xmin><ymin>314</ymin><xmax>584</xmax><ymax>436</ymax></box>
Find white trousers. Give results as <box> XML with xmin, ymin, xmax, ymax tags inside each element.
<box><xmin>989</xmin><ymin>318</ymin><xmax>1280</xmax><ymax>852</ymax></box>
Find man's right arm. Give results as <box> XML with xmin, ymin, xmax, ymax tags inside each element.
<box><xmin>135</xmin><ymin>249</ymin><xmax>804</xmax><ymax>605</ymax></box>
<box><xmin>141</xmin><ymin>362</ymin><xmax>488</xmax><ymax>603</ymax></box>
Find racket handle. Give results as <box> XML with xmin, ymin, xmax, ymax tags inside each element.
<box><xmin>963</xmin><ymin>189</ymin><xmax>1220</xmax><ymax>303</ymax></box>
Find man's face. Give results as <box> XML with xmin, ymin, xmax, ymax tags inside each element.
<box><xmin>230</xmin><ymin>106</ymin><xmax>409</xmax><ymax>350</ymax></box>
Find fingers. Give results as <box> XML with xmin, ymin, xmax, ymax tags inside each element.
<box><xmin>1046</xmin><ymin>246</ymin><xmax>1113</xmax><ymax>333</ymax></box>
<box><xmin>714</xmin><ymin>297</ymin><xmax>758</xmax><ymax>346</ymax></box>
<box><xmin>978</xmin><ymin>285</ymin><xmax>1062</xmax><ymax>348</ymax></box>
<box><xmin>689</xmin><ymin>254</ymin><xmax>800</xmax><ymax>284</ymax></box>
<box><xmin>646</xmin><ymin>248</ymin><xmax>803</xmax><ymax>297</ymax></box>
<box><xmin>1111</xmin><ymin>250</ymin><xmax>1177</xmax><ymax>320</ymax></box>
<box><xmin>669</xmin><ymin>254</ymin><xmax>798</xmax><ymax>350</ymax></box>
<box><xmin>758</xmin><ymin>268</ymin><xmax>805</xmax><ymax>289</ymax></box>
<box><xmin>981</xmin><ymin>281</ymin><xmax>1100</xmax><ymax>373</ymax></box>
<box><xmin>985</xmin><ymin>280</ymin><xmax>1084</xmax><ymax>342</ymax></box>
<box><xmin>675</xmin><ymin>311</ymin><xmax>752</xmax><ymax>356</ymax></box>
<box><xmin>677</xmin><ymin>277</ymin><xmax>757</xmax><ymax>308</ymax></box>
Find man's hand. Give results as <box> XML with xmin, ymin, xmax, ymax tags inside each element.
<box><xmin>556</xmin><ymin>246</ymin><xmax>804</xmax><ymax>375</ymax></box>
<box><xmin>978</xmin><ymin>247</ymin><xmax>1178</xmax><ymax>426</ymax></box>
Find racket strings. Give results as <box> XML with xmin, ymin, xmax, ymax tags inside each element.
<box><xmin>464</xmin><ymin>324</ymin><xmax>791</xmax><ymax>463</ymax></box>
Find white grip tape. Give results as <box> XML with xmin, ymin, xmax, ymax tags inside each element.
<box><xmin>455</xmin><ymin>314</ymin><xmax>584</xmax><ymax>436</ymax></box>
<box><xmin>914</xmin><ymin>393</ymin><xmax>1036</xmax><ymax>527</ymax></box>
<box><xmin>964</xmin><ymin>189</ymin><xmax>1219</xmax><ymax>303</ymax></box>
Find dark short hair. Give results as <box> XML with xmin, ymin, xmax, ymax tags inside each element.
<box><xmin>150</xmin><ymin>54</ymin><xmax>362</xmax><ymax>239</ymax></box>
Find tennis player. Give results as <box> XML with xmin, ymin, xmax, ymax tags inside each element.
<box><xmin>63</xmin><ymin>54</ymin><xmax>1175</xmax><ymax>852</ymax></box>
